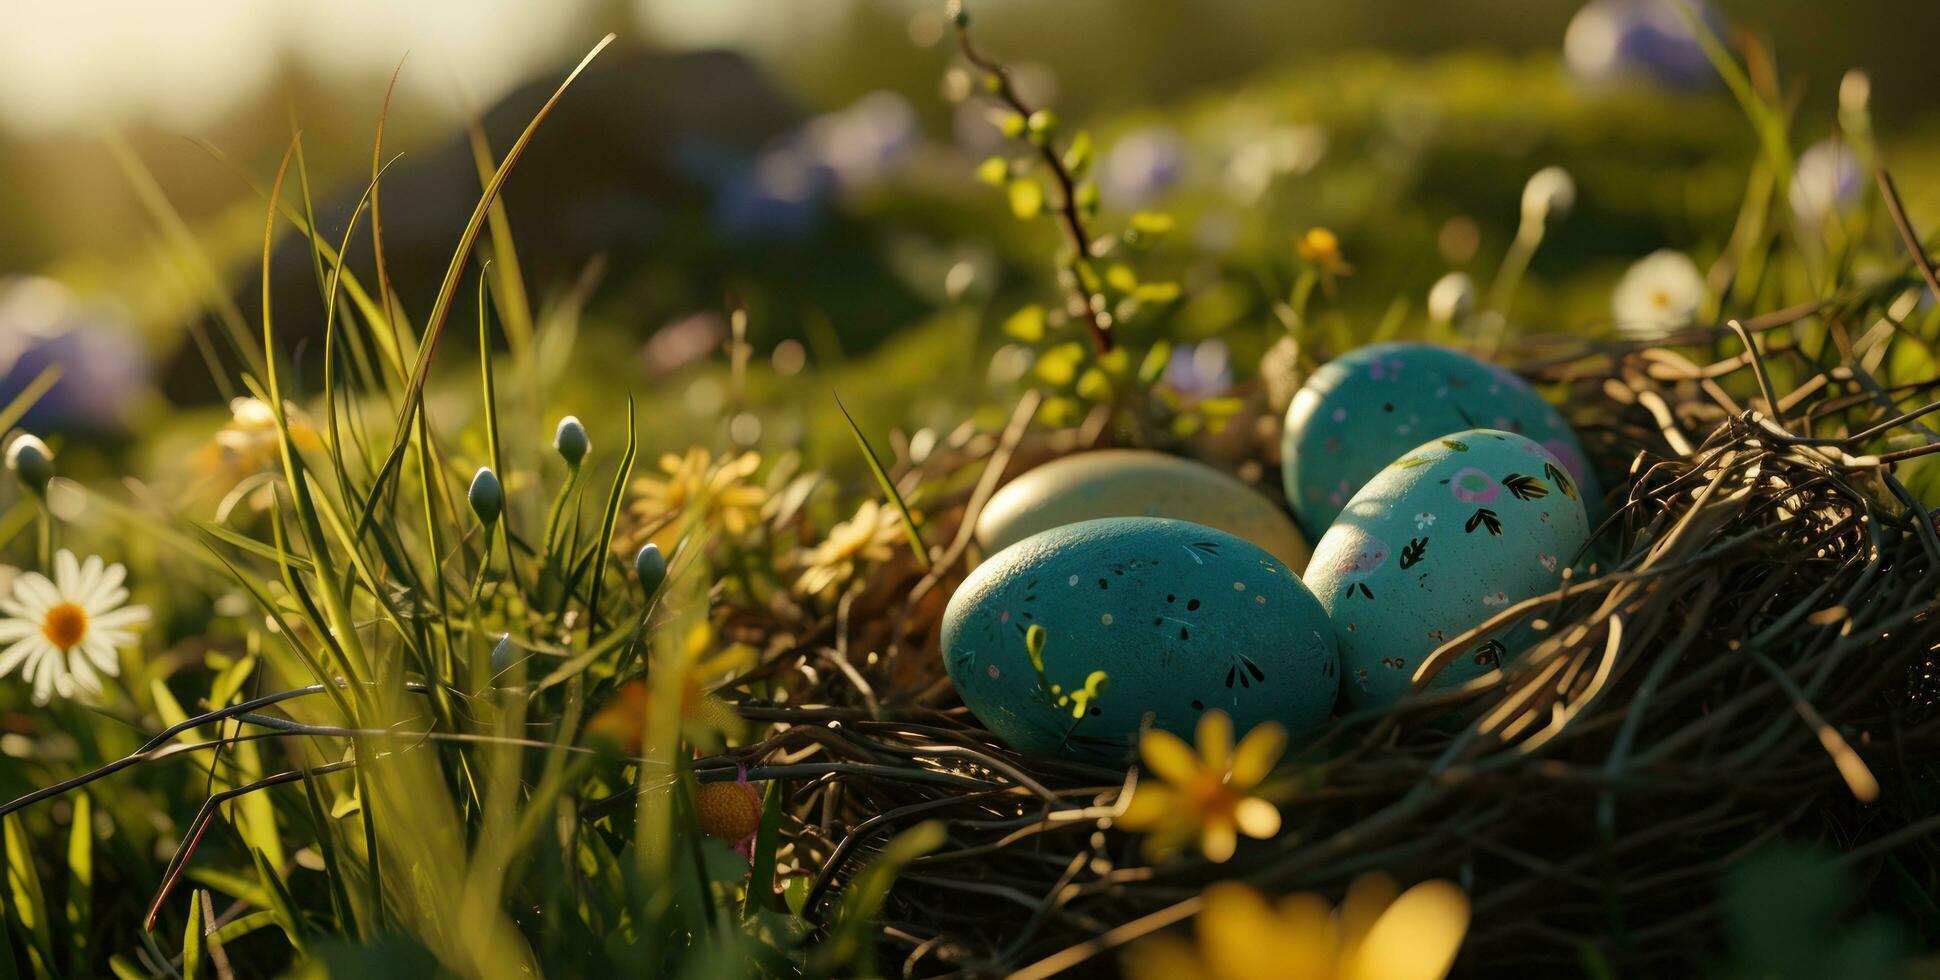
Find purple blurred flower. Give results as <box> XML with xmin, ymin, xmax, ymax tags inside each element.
<box><xmin>1162</xmin><ymin>340</ymin><xmax>1233</xmax><ymax>396</ymax></box>
<box><xmin>806</xmin><ymin>91</ymin><xmax>918</xmax><ymax>187</ymax></box>
<box><xmin>713</xmin><ymin>145</ymin><xmax>834</xmax><ymax>243</ymax></box>
<box><xmin>1790</xmin><ymin>139</ymin><xmax>1863</xmax><ymax>225</ymax></box>
<box><xmin>0</xmin><ymin>277</ymin><xmax>149</xmax><ymax>433</ymax></box>
<box><xmin>1099</xmin><ymin>126</ymin><xmax>1186</xmax><ymax>208</ymax></box>
<box><xmin>1565</xmin><ymin>0</ymin><xmax>1724</xmax><ymax>90</ymax></box>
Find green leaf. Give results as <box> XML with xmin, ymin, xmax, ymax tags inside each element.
<box><xmin>181</xmin><ymin>890</ymin><xmax>204</xmax><ymax>980</ymax></box>
<box><xmin>742</xmin><ymin>780</ymin><xmax>784</xmax><ymax>921</ymax></box>
<box><xmin>975</xmin><ymin>156</ymin><xmax>1009</xmax><ymax>186</ymax></box>
<box><xmin>1002</xmin><ymin>304</ymin><xmax>1046</xmax><ymax>342</ymax></box>
<box><xmin>1139</xmin><ymin>342</ymin><xmax>1172</xmax><ymax>386</ymax></box>
<box><xmin>252</xmin><ymin>846</ymin><xmax>308</xmax><ymax>955</ymax></box>
<box><xmin>1061</xmin><ymin>130</ymin><xmax>1093</xmax><ymax>176</ymax></box>
<box><xmin>816</xmin><ymin>821</ymin><xmax>947</xmax><ymax>976</ymax></box>
<box><xmin>1007</xmin><ymin>178</ymin><xmax>1044</xmax><ymax>219</ymax></box>
<box><xmin>833</xmin><ymin>393</ymin><xmax>930</xmax><ymax>570</ymax></box>
<box><xmin>65</xmin><ymin>795</ymin><xmax>91</xmax><ymax>973</ymax></box>
<box><xmin>5</xmin><ymin>812</ymin><xmax>55</xmax><ymax>976</ymax></box>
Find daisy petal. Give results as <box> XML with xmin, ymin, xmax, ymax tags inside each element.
<box><xmin>0</xmin><ymin>620</ymin><xmax>37</xmax><ymax>643</ymax></box>
<box><xmin>90</xmin><ymin>606</ymin><xmax>150</xmax><ymax>629</ymax></box>
<box><xmin>81</xmin><ymin>637</ymin><xmax>119</xmax><ymax>675</ymax></box>
<box><xmin>0</xmin><ymin>637</ymin><xmax>43</xmax><ymax>677</ymax></box>
<box><xmin>13</xmin><ymin>573</ymin><xmax>59</xmax><ymax>611</ymax></box>
<box><xmin>32</xmin><ymin>654</ymin><xmax>59</xmax><ymax>704</ymax></box>
<box><xmin>77</xmin><ymin>555</ymin><xmax>104</xmax><ymax>602</ymax></box>
<box><xmin>55</xmin><ymin>550</ymin><xmax>79</xmax><ymax>595</ymax></box>
<box><xmin>94</xmin><ymin>563</ymin><xmax>126</xmax><ymax>602</ymax></box>
<box><xmin>66</xmin><ymin>652</ymin><xmax>101</xmax><ymax>698</ymax></box>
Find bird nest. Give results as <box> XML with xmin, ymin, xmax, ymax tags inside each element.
<box><xmin>693</xmin><ymin>303</ymin><xmax>1940</xmax><ymax>977</ymax></box>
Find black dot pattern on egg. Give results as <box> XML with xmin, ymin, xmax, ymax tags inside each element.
<box><xmin>939</xmin><ymin>518</ymin><xmax>1341</xmax><ymax>764</ymax></box>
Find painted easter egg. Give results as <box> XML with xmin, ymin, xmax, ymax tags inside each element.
<box><xmin>1304</xmin><ymin>429</ymin><xmax>1592</xmax><ymax>710</ymax></box>
<box><xmin>1280</xmin><ymin>342</ymin><xmax>1597</xmax><ymax>538</ymax></box>
<box><xmin>942</xmin><ymin>517</ymin><xmax>1338</xmax><ymax>764</ymax></box>
<box><xmin>976</xmin><ymin>449</ymin><xmax>1311</xmax><ymax>569</ymax></box>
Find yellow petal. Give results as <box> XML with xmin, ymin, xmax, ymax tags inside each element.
<box><xmin>1200</xmin><ymin>817</ymin><xmax>1238</xmax><ymax>863</ymax></box>
<box><xmin>1345</xmin><ymin>880</ymin><xmax>1470</xmax><ymax>980</ymax></box>
<box><xmin>1274</xmin><ymin>892</ymin><xmax>1342</xmax><ymax>979</ymax></box>
<box><xmin>1196</xmin><ymin>711</ymin><xmax>1233</xmax><ymax>773</ymax></box>
<box><xmin>1122</xmin><ymin>935</ymin><xmax>1212</xmax><ymax>980</ymax></box>
<box><xmin>1233</xmin><ymin>796</ymin><xmax>1281</xmax><ymax>840</ymax></box>
<box><xmin>1117</xmin><ymin>784</ymin><xmax>1180</xmax><ymax>831</ymax></box>
<box><xmin>1336</xmin><ymin>871</ymin><xmax>1400</xmax><ymax>954</ymax></box>
<box><xmin>1140</xmin><ymin>728</ymin><xmax>1202</xmax><ymax>786</ymax></box>
<box><xmin>1199</xmin><ymin>883</ymin><xmax>1281</xmax><ymax>980</ymax></box>
<box><xmin>1231</xmin><ymin>722</ymin><xmax>1287</xmax><ymax>789</ymax></box>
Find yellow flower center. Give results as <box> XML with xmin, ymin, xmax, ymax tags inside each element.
<box><xmin>1650</xmin><ymin>288</ymin><xmax>1672</xmax><ymax>310</ymax></box>
<box><xmin>41</xmin><ymin>602</ymin><xmax>88</xmax><ymax>651</ymax></box>
<box><xmin>1185</xmin><ymin>771</ymin><xmax>1237</xmax><ymax>818</ymax></box>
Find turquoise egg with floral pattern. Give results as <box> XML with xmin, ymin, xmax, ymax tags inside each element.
<box><xmin>1281</xmin><ymin>342</ymin><xmax>1597</xmax><ymax>538</ymax></box>
<box><xmin>942</xmin><ymin>517</ymin><xmax>1338</xmax><ymax>764</ymax></box>
<box><xmin>1303</xmin><ymin>429</ymin><xmax>1591</xmax><ymax>709</ymax></box>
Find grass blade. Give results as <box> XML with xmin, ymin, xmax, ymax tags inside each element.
<box><xmin>65</xmin><ymin>794</ymin><xmax>91</xmax><ymax>973</ymax></box>
<box><xmin>834</xmin><ymin>392</ymin><xmax>930</xmax><ymax>569</ymax></box>
<box><xmin>356</xmin><ymin>34</ymin><xmax>616</xmax><ymax>536</ymax></box>
<box><xmin>0</xmin><ymin>365</ymin><xmax>61</xmax><ymax>438</ymax></box>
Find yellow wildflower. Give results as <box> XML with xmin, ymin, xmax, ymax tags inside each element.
<box><xmin>1117</xmin><ymin>711</ymin><xmax>1284</xmax><ymax>862</ymax></box>
<box><xmin>584</xmin><ymin>621</ymin><xmax>754</xmax><ymax>753</ymax></box>
<box><xmin>188</xmin><ymin>397</ymin><xmax>324</xmax><ymax>514</ymax></box>
<box><xmin>796</xmin><ymin>499</ymin><xmax>904</xmax><ymax>598</ymax></box>
<box><xmin>621</xmin><ymin>448</ymin><xmax>767</xmax><ymax>553</ymax></box>
<box><xmin>1295</xmin><ymin>227</ymin><xmax>1353</xmax><ymax>278</ymax></box>
<box><xmin>1124</xmin><ymin>874</ymin><xmax>1470</xmax><ymax>980</ymax></box>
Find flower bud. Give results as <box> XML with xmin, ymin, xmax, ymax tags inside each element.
<box><xmin>635</xmin><ymin>543</ymin><xmax>667</xmax><ymax>597</ymax></box>
<box><xmin>468</xmin><ymin>467</ymin><xmax>504</xmax><ymax>525</ymax></box>
<box><xmin>1427</xmin><ymin>272</ymin><xmax>1477</xmax><ymax>324</ymax></box>
<box><xmin>488</xmin><ymin>633</ymin><xmax>517</xmax><ymax>677</ymax></box>
<box><xmin>1520</xmin><ymin>166</ymin><xmax>1576</xmax><ymax>228</ymax></box>
<box><xmin>553</xmin><ymin>416</ymin><xmax>590</xmax><ymax>468</ymax></box>
<box><xmin>5</xmin><ymin>434</ymin><xmax>53</xmax><ymax>497</ymax></box>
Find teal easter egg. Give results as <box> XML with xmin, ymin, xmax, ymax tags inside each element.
<box><xmin>976</xmin><ymin>449</ymin><xmax>1311</xmax><ymax>569</ymax></box>
<box><xmin>942</xmin><ymin>517</ymin><xmax>1337</xmax><ymax>764</ymax></box>
<box><xmin>1281</xmin><ymin>342</ymin><xmax>1598</xmax><ymax>538</ymax></box>
<box><xmin>1303</xmin><ymin>429</ymin><xmax>1592</xmax><ymax>709</ymax></box>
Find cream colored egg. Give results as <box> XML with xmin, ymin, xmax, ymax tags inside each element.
<box><xmin>976</xmin><ymin>449</ymin><xmax>1311</xmax><ymax>568</ymax></box>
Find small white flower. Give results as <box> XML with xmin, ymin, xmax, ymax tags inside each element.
<box><xmin>1414</xmin><ymin>512</ymin><xmax>1437</xmax><ymax>530</ymax></box>
<box><xmin>1790</xmin><ymin>139</ymin><xmax>1862</xmax><ymax>225</ymax></box>
<box><xmin>1612</xmin><ymin>249</ymin><xmax>1706</xmax><ymax>336</ymax></box>
<box><xmin>0</xmin><ymin>551</ymin><xmax>149</xmax><ymax>704</ymax></box>
<box><xmin>1521</xmin><ymin>166</ymin><xmax>1576</xmax><ymax>229</ymax></box>
<box><xmin>1426</xmin><ymin>272</ymin><xmax>1476</xmax><ymax>324</ymax></box>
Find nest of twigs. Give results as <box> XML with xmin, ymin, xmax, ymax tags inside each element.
<box><xmin>694</xmin><ymin>302</ymin><xmax>1940</xmax><ymax>976</ymax></box>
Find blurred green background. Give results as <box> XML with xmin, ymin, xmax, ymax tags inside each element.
<box><xmin>4</xmin><ymin>0</ymin><xmax>1938</xmax><ymax>476</ymax></box>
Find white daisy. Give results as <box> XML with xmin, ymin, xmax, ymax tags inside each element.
<box><xmin>1612</xmin><ymin>249</ymin><xmax>1706</xmax><ymax>337</ymax></box>
<box><xmin>0</xmin><ymin>550</ymin><xmax>149</xmax><ymax>704</ymax></box>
